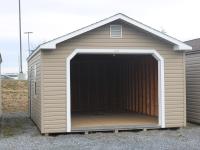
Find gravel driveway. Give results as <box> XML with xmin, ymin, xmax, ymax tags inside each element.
<box><xmin>0</xmin><ymin>113</ymin><xmax>200</xmax><ymax>150</ymax></box>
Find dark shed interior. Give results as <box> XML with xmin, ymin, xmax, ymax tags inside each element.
<box><xmin>70</xmin><ymin>54</ymin><xmax>158</xmax><ymax>130</ymax></box>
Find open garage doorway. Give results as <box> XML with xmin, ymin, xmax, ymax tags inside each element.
<box><xmin>66</xmin><ymin>49</ymin><xmax>165</xmax><ymax>132</ymax></box>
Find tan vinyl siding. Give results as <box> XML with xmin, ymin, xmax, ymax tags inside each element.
<box><xmin>28</xmin><ymin>52</ymin><xmax>42</xmax><ymax>131</ymax></box>
<box><xmin>41</xmin><ymin>22</ymin><xmax>185</xmax><ymax>133</ymax></box>
<box><xmin>186</xmin><ymin>52</ymin><xmax>200</xmax><ymax>123</ymax></box>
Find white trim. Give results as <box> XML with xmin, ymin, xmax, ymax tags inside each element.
<box><xmin>28</xmin><ymin>70</ymin><xmax>32</xmax><ymax>117</ymax></box>
<box><xmin>110</xmin><ymin>25</ymin><xmax>122</xmax><ymax>38</ymax></box>
<box><xmin>152</xmin><ymin>51</ymin><xmax>165</xmax><ymax>127</ymax></box>
<box><xmin>66</xmin><ymin>48</ymin><xmax>165</xmax><ymax>132</ymax></box>
<box><xmin>27</xmin><ymin>13</ymin><xmax>192</xmax><ymax>61</ymax></box>
<box><xmin>34</xmin><ymin>64</ymin><xmax>37</xmax><ymax>82</ymax></box>
<box><xmin>34</xmin><ymin>64</ymin><xmax>37</xmax><ymax>97</ymax></box>
<box><xmin>66</xmin><ymin>56</ymin><xmax>72</xmax><ymax>132</ymax></box>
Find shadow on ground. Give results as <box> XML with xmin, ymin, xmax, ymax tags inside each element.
<box><xmin>0</xmin><ymin>112</ymin><xmax>39</xmax><ymax>138</ymax></box>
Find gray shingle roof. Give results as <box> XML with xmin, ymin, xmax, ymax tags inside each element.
<box><xmin>185</xmin><ymin>38</ymin><xmax>200</xmax><ymax>51</ymax></box>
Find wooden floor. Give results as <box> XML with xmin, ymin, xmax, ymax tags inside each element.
<box><xmin>72</xmin><ymin>113</ymin><xmax>158</xmax><ymax>131</ymax></box>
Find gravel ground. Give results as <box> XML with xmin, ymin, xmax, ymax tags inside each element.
<box><xmin>0</xmin><ymin>113</ymin><xmax>200</xmax><ymax>150</ymax></box>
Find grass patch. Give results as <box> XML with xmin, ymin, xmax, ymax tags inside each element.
<box><xmin>3</xmin><ymin>126</ymin><xmax>14</xmax><ymax>137</ymax></box>
<box><xmin>2</xmin><ymin>119</ymin><xmax>24</xmax><ymax>138</ymax></box>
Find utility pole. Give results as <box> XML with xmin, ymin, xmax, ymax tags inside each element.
<box><xmin>19</xmin><ymin>0</ymin><xmax>22</xmax><ymax>73</ymax></box>
<box><xmin>18</xmin><ymin>0</ymin><xmax>25</xmax><ymax>79</ymax></box>
<box><xmin>24</xmin><ymin>32</ymin><xmax>33</xmax><ymax>55</ymax></box>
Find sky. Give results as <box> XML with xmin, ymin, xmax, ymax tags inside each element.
<box><xmin>0</xmin><ymin>0</ymin><xmax>200</xmax><ymax>74</ymax></box>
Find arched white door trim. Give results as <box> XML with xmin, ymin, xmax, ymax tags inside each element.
<box><xmin>66</xmin><ymin>49</ymin><xmax>165</xmax><ymax>132</ymax></box>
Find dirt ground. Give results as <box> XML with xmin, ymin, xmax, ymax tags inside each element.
<box><xmin>0</xmin><ymin>112</ymin><xmax>200</xmax><ymax>150</ymax></box>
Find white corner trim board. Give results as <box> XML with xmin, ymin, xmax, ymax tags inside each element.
<box><xmin>27</xmin><ymin>13</ymin><xmax>192</xmax><ymax>61</ymax></box>
<box><xmin>66</xmin><ymin>48</ymin><xmax>165</xmax><ymax>132</ymax></box>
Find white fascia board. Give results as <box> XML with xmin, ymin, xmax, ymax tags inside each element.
<box><xmin>41</xmin><ymin>14</ymin><xmax>192</xmax><ymax>51</ymax></box>
<box><xmin>27</xmin><ymin>13</ymin><xmax>192</xmax><ymax>61</ymax></box>
<box><xmin>26</xmin><ymin>44</ymin><xmax>55</xmax><ymax>61</ymax></box>
<box><xmin>118</xmin><ymin>15</ymin><xmax>192</xmax><ymax>51</ymax></box>
<box><xmin>27</xmin><ymin>15</ymin><xmax>120</xmax><ymax>61</ymax></box>
<box><xmin>41</xmin><ymin>43</ymin><xmax>56</xmax><ymax>49</ymax></box>
<box><xmin>173</xmin><ymin>45</ymin><xmax>191</xmax><ymax>51</ymax></box>
<box><xmin>40</xmin><ymin>15</ymin><xmax>121</xmax><ymax>49</ymax></box>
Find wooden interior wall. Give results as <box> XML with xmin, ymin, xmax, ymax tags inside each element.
<box><xmin>71</xmin><ymin>54</ymin><xmax>158</xmax><ymax>116</ymax></box>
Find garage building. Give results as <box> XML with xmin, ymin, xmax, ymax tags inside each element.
<box><xmin>185</xmin><ymin>38</ymin><xmax>200</xmax><ymax>124</ymax></box>
<box><xmin>27</xmin><ymin>13</ymin><xmax>191</xmax><ymax>134</ymax></box>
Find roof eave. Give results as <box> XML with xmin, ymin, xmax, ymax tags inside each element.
<box><xmin>173</xmin><ymin>44</ymin><xmax>192</xmax><ymax>51</ymax></box>
<box><xmin>27</xmin><ymin>13</ymin><xmax>192</xmax><ymax>61</ymax></box>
